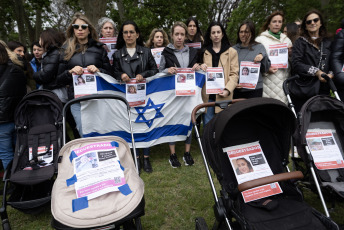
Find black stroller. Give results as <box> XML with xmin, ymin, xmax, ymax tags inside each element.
<box><xmin>192</xmin><ymin>98</ymin><xmax>339</xmax><ymax>230</ymax></box>
<box><xmin>1</xmin><ymin>90</ymin><xmax>64</xmax><ymax>230</ymax></box>
<box><xmin>284</xmin><ymin>74</ymin><xmax>344</xmax><ymax>217</ymax></box>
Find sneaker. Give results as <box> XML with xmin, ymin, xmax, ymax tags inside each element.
<box><xmin>169</xmin><ymin>153</ymin><xmax>181</xmax><ymax>168</ymax></box>
<box><xmin>183</xmin><ymin>152</ymin><xmax>194</xmax><ymax>166</ymax></box>
<box><xmin>143</xmin><ymin>157</ymin><xmax>153</xmax><ymax>173</ymax></box>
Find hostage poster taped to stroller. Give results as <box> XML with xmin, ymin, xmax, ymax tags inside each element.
<box><xmin>151</xmin><ymin>47</ymin><xmax>165</xmax><ymax>67</ymax></box>
<box><xmin>239</xmin><ymin>61</ymin><xmax>261</xmax><ymax>89</ymax></box>
<box><xmin>24</xmin><ymin>144</ymin><xmax>54</xmax><ymax>169</ymax></box>
<box><xmin>306</xmin><ymin>129</ymin><xmax>344</xmax><ymax>170</ymax></box>
<box><xmin>175</xmin><ymin>68</ymin><xmax>196</xmax><ymax>96</ymax></box>
<box><xmin>206</xmin><ymin>67</ymin><xmax>225</xmax><ymax>94</ymax></box>
<box><xmin>268</xmin><ymin>43</ymin><xmax>288</xmax><ymax>68</ymax></box>
<box><xmin>99</xmin><ymin>37</ymin><xmax>117</xmax><ymax>65</ymax></box>
<box><xmin>223</xmin><ymin>141</ymin><xmax>283</xmax><ymax>203</ymax></box>
<box><xmin>126</xmin><ymin>79</ymin><xmax>146</xmax><ymax>107</ymax></box>
<box><xmin>72</xmin><ymin>142</ymin><xmax>126</xmax><ymax>200</ymax></box>
<box><xmin>73</xmin><ymin>69</ymin><xmax>97</xmax><ymax>98</ymax></box>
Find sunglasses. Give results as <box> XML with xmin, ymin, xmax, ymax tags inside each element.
<box><xmin>306</xmin><ymin>18</ymin><xmax>320</xmax><ymax>25</ymax></box>
<box><xmin>72</xmin><ymin>24</ymin><xmax>89</xmax><ymax>30</ymax></box>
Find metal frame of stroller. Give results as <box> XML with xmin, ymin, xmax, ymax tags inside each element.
<box><xmin>283</xmin><ymin>74</ymin><xmax>342</xmax><ymax>218</ymax></box>
<box><xmin>191</xmin><ymin>99</ymin><xmax>320</xmax><ymax>230</ymax></box>
<box><xmin>51</xmin><ymin>94</ymin><xmax>144</xmax><ymax>230</ymax></box>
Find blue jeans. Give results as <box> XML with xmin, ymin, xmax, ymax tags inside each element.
<box><xmin>203</xmin><ymin>98</ymin><xmax>215</xmax><ymax>126</ymax></box>
<box><xmin>0</xmin><ymin>122</ymin><xmax>15</xmax><ymax>169</ymax></box>
<box><xmin>71</xmin><ymin>103</ymin><xmax>83</xmax><ymax>137</ymax></box>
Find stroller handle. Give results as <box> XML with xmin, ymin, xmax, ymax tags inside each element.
<box><xmin>283</xmin><ymin>75</ymin><xmax>300</xmax><ymax>96</ymax></box>
<box><xmin>63</xmin><ymin>94</ymin><xmax>130</xmax><ymax>118</ymax></box>
<box><xmin>238</xmin><ymin>171</ymin><xmax>304</xmax><ymax>192</ymax></box>
<box><xmin>191</xmin><ymin>99</ymin><xmax>245</xmax><ymax>124</ymax></box>
<box><xmin>321</xmin><ymin>73</ymin><xmax>338</xmax><ymax>92</ymax></box>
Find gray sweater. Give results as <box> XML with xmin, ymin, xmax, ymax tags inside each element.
<box><xmin>159</xmin><ymin>43</ymin><xmax>190</xmax><ymax>73</ymax></box>
<box><xmin>232</xmin><ymin>43</ymin><xmax>270</xmax><ymax>91</ymax></box>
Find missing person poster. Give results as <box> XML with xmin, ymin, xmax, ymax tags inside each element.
<box><xmin>126</xmin><ymin>79</ymin><xmax>146</xmax><ymax>107</ymax></box>
<box><xmin>239</xmin><ymin>61</ymin><xmax>261</xmax><ymax>89</ymax></box>
<box><xmin>151</xmin><ymin>47</ymin><xmax>165</xmax><ymax>68</ymax></box>
<box><xmin>306</xmin><ymin>129</ymin><xmax>344</xmax><ymax>170</ymax></box>
<box><xmin>268</xmin><ymin>43</ymin><xmax>288</xmax><ymax>68</ymax></box>
<box><xmin>73</xmin><ymin>69</ymin><xmax>97</xmax><ymax>98</ymax></box>
<box><xmin>206</xmin><ymin>67</ymin><xmax>225</xmax><ymax>94</ymax></box>
<box><xmin>175</xmin><ymin>68</ymin><xmax>196</xmax><ymax>96</ymax></box>
<box><xmin>99</xmin><ymin>37</ymin><xmax>117</xmax><ymax>65</ymax></box>
<box><xmin>72</xmin><ymin>142</ymin><xmax>126</xmax><ymax>200</ymax></box>
<box><xmin>185</xmin><ymin>42</ymin><xmax>202</xmax><ymax>49</ymax></box>
<box><xmin>223</xmin><ymin>141</ymin><xmax>282</xmax><ymax>203</ymax></box>
<box><xmin>24</xmin><ymin>144</ymin><xmax>54</xmax><ymax>170</ymax></box>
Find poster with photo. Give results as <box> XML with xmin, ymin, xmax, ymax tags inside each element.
<box><xmin>306</xmin><ymin>129</ymin><xmax>344</xmax><ymax>170</ymax></box>
<box><xmin>126</xmin><ymin>79</ymin><xmax>146</xmax><ymax>107</ymax></box>
<box><xmin>24</xmin><ymin>144</ymin><xmax>54</xmax><ymax>170</ymax></box>
<box><xmin>185</xmin><ymin>42</ymin><xmax>202</xmax><ymax>49</ymax></box>
<box><xmin>151</xmin><ymin>47</ymin><xmax>165</xmax><ymax>67</ymax></box>
<box><xmin>100</xmin><ymin>37</ymin><xmax>117</xmax><ymax>65</ymax></box>
<box><xmin>206</xmin><ymin>67</ymin><xmax>225</xmax><ymax>94</ymax></box>
<box><xmin>72</xmin><ymin>142</ymin><xmax>126</xmax><ymax>200</ymax></box>
<box><xmin>175</xmin><ymin>68</ymin><xmax>196</xmax><ymax>96</ymax></box>
<box><xmin>73</xmin><ymin>69</ymin><xmax>97</xmax><ymax>98</ymax></box>
<box><xmin>239</xmin><ymin>61</ymin><xmax>261</xmax><ymax>89</ymax></box>
<box><xmin>223</xmin><ymin>141</ymin><xmax>283</xmax><ymax>203</ymax></box>
<box><xmin>268</xmin><ymin>43</ymin><xmax>288</xmax><ymax>68</ymax></box>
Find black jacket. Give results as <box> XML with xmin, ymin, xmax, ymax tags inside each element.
<box><xmin>0</xmin><ymin>63</ymin><xmax>26</xmax><ymax>123</ymax></box>
<box><xmin>161</xmin><ymin>46</ymin><xmax>198</xmax><ymax>68</ymax></box>
<box><xmin>33</xmin><ymin>46</ymin><xmax>64</xmax><ymax>90</ymax></box>
<box><xmin>331</xmin><ymin>29</ymin><xmax>344</xmax><ymax>87</ymax></box>
<box><xmin>57</xmin><ymin>38</ymin><xmax>113</xmax><ymax>99</ymax></box>
<box><xmin>112</xmin><ymin>45</ymin><xmax>158</xmax><ymax>80</ymax></box>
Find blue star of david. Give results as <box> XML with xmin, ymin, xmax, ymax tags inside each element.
<box><xmin>135</xmin><ymin>98</ymin><xmax>164</xmax><ymax>128</ymax></box>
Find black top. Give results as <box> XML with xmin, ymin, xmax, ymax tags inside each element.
<box><xmin>161</xmin><ymin>46</ymin><xmax>198</xmax><ymax>68</ymax></box>
<box><xmin>331</xmin><ymin>29</ymin><xmax>344</xmax><ymax>87</ymax></box>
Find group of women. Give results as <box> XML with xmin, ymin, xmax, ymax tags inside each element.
<box><xmin>1</xmin><ymin>9</ymin><xmax>344</xmax><ymax>175</ymax></box>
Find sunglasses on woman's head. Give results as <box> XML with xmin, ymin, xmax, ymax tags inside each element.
<box><xmin>72</xmin><ymin>24</ymin><xmax>89</xmax><ymax>30</ymax></box>
<box><xmin>306</xmin><ymin>18</ymin><xmax>320</xmax><ymax>25</ymax></box>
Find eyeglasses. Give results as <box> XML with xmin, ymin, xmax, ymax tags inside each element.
<box><xmin>72</xmin><ymin>24</ymin><xmax>89</xmax><ymax>30</ymax></box>
<box><xmin>306</xmin><ymin>18</ymin><xmax>320</xmax><ymax>25</ymax></box>
<box><xmin>123</xmin><ymin>30</ymin><xmax>136</xmax><ymax>35</ymax></box>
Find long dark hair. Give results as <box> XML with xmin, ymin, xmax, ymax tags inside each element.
<box><xmin>236</xmin><ymin>20</ymin><xmax>258</xmax><ymax>48</ymax></box>
<box><xmin>300</xmin><ymin>9</ymin><xmax>327</xmax><ymax>46</ymax></box>
<box><xmin>0</xmin><ymin>43</ymin><xmax>9</xmax><ymax>65</ymax></box>
<box><xmin>186</xmin><ymin>17</ymin><xmax>203</xmax><ymax>43</ymax></box>
<box><xmin>116</xmin><ymin>20</ymin><xmax>144</xmax><ymax>49</ymax></box>
<box><xmin>261</xmin><ymin>11</ymin><xmax>284</xmax><ymax>33</ymax></box>
<box><xmin>203</xmin><ymin>21</ymin><xmax>230</xmax><ymax>48</ymax></box>
<box><xmin>285</xmin><ymin>23</ymin><xmax>300</xmax><ymax>44</ymax></box>
<box><xmin>40</xmin><ymin>28</ymin><xmax>65</xmax><ymax>51</ymax></box>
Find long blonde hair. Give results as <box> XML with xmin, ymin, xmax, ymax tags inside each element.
<box><xmin>0</xmin><ymin>40</ymin><xmax>23</xmax><ymax>67</ymax></box>
<box><xmin>64</xmin><ymin>13</ymin><xmax>99</xmax><ymax>61</ymax></box>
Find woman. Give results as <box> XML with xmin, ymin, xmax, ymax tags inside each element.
<box><xmin>97</xmin><ymin>17</ymin><xmax>116</xmax><ymax>38</ymax></box>
<box><xmin>159</xmin><ymin>21</ymin><xmax>205</xmax><ymax>168</ymax></box>
<box><xmin>256</xmin><ymin>11</ymin><xmax>292</xmax><ymax>103</ymax></box>
<box><xmin>146</xmin><ymin>28</ymin><xmax>169</xmax><ymax>48</ymax></box>
<box><xmin>236</xmin><ymin>158</ymin><xmax>254</xmax><ymax>175</ymax></box>
<box><xmin>331</xmin><ymin>22</ymin><xmax>344</xmax><ymax>99</ymax></box>
<box><xmin>30</xmin><ymin>41</ymin><xmax>44</xmax><ymax>74</ymax></box>
<box><xmin>185</xmin><ymin>17</ymin><xmax>204</xmax><ymax>44</ymax></box>
<box><xmin>0</xmin><ymin>42</ymin><xmax>26</xmax><ymax>169</ymax></box>
<box><xmin>291</xmin><ymin>10</ymin><xmax>332</xmax><ymax>112</ymax></box>
<box><xmin>284</xmin><ymin>23</ymin><xmax>300</xmax><ymax>45</ymax></box>
<box><xmin>232</xmin><ymin>20</ymin><xmax>270</xmax><ymax>100</ymax></box>
<box><xmin>57</xmin><ymin>13</ymin><xmax>113</xmax><ymax>136</ymax></box>
<box><xmin>33</xmin><ymin>28</ymin><xmax>68</xmax><ymax>103</ymax></box>
<box><xmin>113</xmin><ymin>20</ymin><xmax>158</xmax><ymax>173</ymax></box>
<box><xmin>201</xmin><ymin>21</ymin><xmax>239</xmax><ymax>126</ymax></box>
<box><xmin>7</xmin><ymin>41</ymin><xmax>26</xmax><ymax>58</ymax></box>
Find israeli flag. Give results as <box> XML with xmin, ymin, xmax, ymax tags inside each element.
<box><xmin>81</xmin><ymin>72</ymin><xmax>205</xmax><ymax>148</ymax></box>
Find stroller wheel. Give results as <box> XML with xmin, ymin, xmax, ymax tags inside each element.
<box><xmin>2</xmin><ymin>221</ymin><xmax>11</xmax><ymax>230</ymax></box>
<box><xmin>195</xmin><ymin>217</ymin><xmax>208</xmax><ymax>230</ymax></box>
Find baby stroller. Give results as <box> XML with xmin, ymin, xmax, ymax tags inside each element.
<box><xmin>192</xmin><ymin>98</ymin><xmax>339</xmax><ymax>230</ymax></box>
<box><xmin>284</xmin><ymin>74</ymin><xmax>344</xmax><ymax>217</ymax></box>
<box><xmin>51</xmin><ymin>94</ymin><xmax>145</xmax><ymax>230</ymax></box>
<box><xmin>1</xmin><ymin>90</ymin><xmax>64</xmax><ymax>230</ymax></box>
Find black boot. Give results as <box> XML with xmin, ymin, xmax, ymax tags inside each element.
<box><xmin>143</xmin><ymin>157</ymin><xmax>153</xmax><ymax>173</ymax></box>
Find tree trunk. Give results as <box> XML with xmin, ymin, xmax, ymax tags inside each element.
<box><xmin>13</xmin><ymin>0</ymin><xmax>27</xmax><ymax>43</ymax></box>
<box><xmin>115</xmin><ymin>0</ymin><xmax>126</xmax><ymax>23</ymax></box>
<box><xmin>79</xmin><ymin>0</ymin><xmax>107</xmax><ymax>29</ymax></box>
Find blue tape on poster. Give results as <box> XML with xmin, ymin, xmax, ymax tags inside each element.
<box><xmin>72</xmin><ymin>196</ymin><xmax>88</xmax><ymax>212</ymax></box>
<box><xmin>111</xmin><ymin>141</ymin><xmax>119</xmax><ymax>147</ymax></box>
<box><xmin>69</xmin><ymin>151</ymin><xmax>77</xmax><ymax>162</ymax></box>
<box><xmin>118</xmin><ymin>160</ymin><xmax>124</xmax><ymax>171</ymax></box>
<box><xmin>66</xmin><ymin>174</ymin><xmax>77</xmax><ymax>186</ymax></box>
<box><xmin>118</xmin><ymin>184</ymin><xmax>132</xmax><ymax>196</ymax></box>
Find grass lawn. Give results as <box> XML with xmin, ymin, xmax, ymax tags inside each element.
<box><xmin>4</xmin><ymin>136</ymin><xmax>344</xmax><ymax>229</ymax></box>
